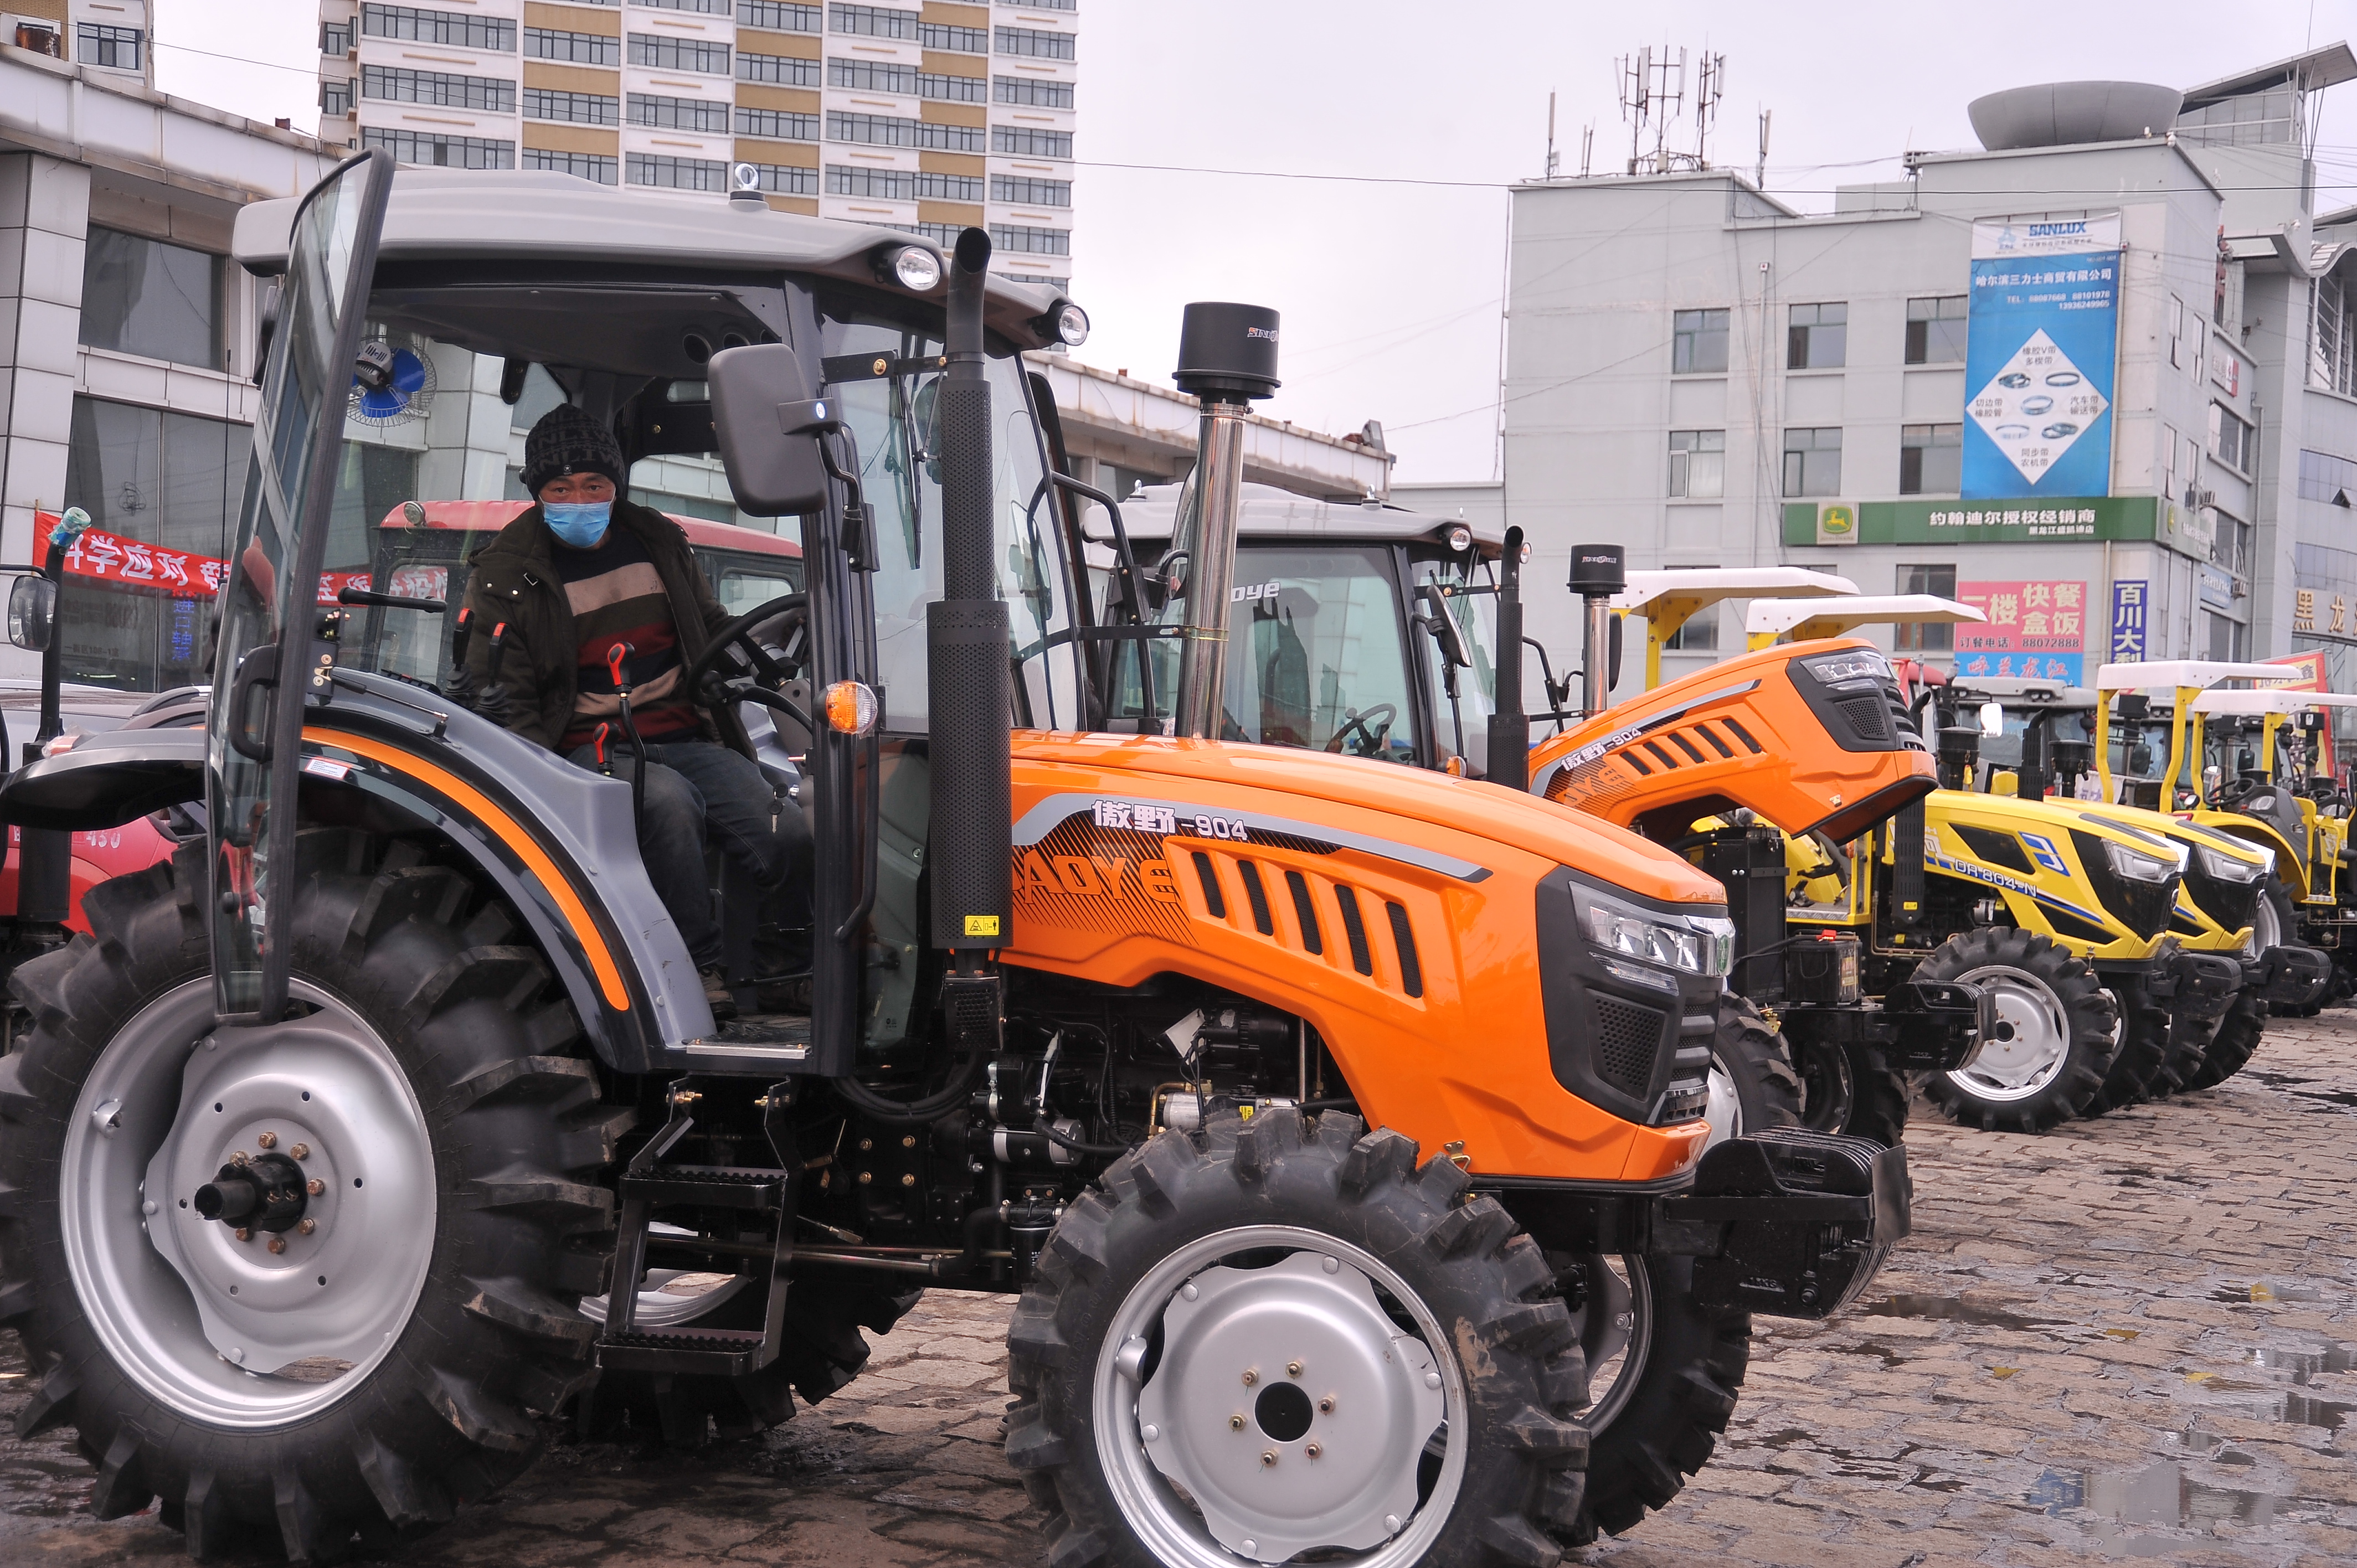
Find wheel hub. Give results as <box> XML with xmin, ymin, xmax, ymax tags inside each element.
<box><xmin>1944</xmin><ymin>964</ymin><xmax>2070</xmax><ymax>1101</ymax></box>
<box><xmin>61</xmin><ymin>980</ymin><xmax>438</xmax><ymax>1425</ymax></box>
<box><xmin>1128</xmin><ymin>1250</ymin><xmax>1447</xmax><ymax>1564</ymax></box>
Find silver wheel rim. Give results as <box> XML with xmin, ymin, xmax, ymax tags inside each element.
<box><xmin>1093</xmin><ymin>1224</ymin><xmax>1466</xmax><ymax>1567</ymax></box>
<box><xmin>61</xmin><ymin>978</ymin><xmax>437</xmax><ymax>1427</ymax></box>
<box><xmin>1702</xmin><ymin>1054</ymin><xmax>1742</xmax><ymax>1149</ymax></box>
<box><xmin>1572</xmin><ymin>1254</ymin><xmax>1654</xmax><ymax>1434</ymax></box>
<box><xmin>1943</xmin><ymin>963</ymin><xmax>2072</xmax><ymax>1103</ymax></box>
<box><xmin>2250</xmin><ymin>890</ymin><xmax>2281</xmax><ymax>952</ymax></box>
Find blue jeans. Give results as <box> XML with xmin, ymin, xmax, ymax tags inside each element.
<box><xmin>564</xmin><ymin>737</ymin><xmax>809</xmax><ymax>967</ymax></box>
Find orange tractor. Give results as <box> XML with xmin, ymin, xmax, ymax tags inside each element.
<box><xmin>0</xmin><ymin>157</ymin><xmax>1907</xmax><ymax>1564</ymax></box>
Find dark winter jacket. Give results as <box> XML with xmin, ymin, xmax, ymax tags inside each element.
<box><xmin>461</xmin><ymin>500</ymin><xmax>738</xmax><ymax>753</ymax></box>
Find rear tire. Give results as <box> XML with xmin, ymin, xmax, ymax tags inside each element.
<box><xmin>2182</xmin><ymin>987</ymin><xmax>2267</xmax><ymax>1090</ymax></box>
<box><xmin>1703</xmin><ymin>996</ymin><xmax>1801</xmax><ymax>1149</ymax></box>
<box><xmin>1006</xmin><ymin>1110</ymin><xmax>1589</xmax><ymax>1568</ymax></box>
<box><xmin>1913</xmin><ymin>928</ymin><xmax>2118</xmax><ymax>1134</ymax></box>
<box><xmin>0</xmin><ymin>834</ymin><xmax>622</xmax><ymax>1562</ymax></box>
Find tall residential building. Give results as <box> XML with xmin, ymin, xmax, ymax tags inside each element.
<box><xmin>314</xmin><ymin>0</ymin><xmax>1077</xmax><ymax>291</ymax></box>
<box><xmin>4</xmin><ymin>0</ymin><xmax>155</xmax><ymax>87</ymax></box>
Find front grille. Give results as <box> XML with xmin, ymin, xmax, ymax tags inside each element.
<box><xmin>1591</xmin><ymin>994</ymin><xmax>1664</xmax><ymax>1096</ymax></box>
<box><xmin>2070</xmin><ymin>829</ymin><xmax>2177</xmax><ymax>941</ymax></box>
<box><xmin>2180</xmin><ymin>853</ymin><xmax>2260</xmax><ymax>935</ymax></box>
<box><xmin>1834</xmin><ymin>694</ymin><xmax>1895</xmax><ymax>747</ymax></box>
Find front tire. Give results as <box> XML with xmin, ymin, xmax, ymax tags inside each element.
<box><xmin>2181</xmin><ymin>987</ymin><xmax>2267</xmax><ymax>1090</ymax></box>
<box><xmin>0</xmin><ymin>834</ymin><xmax>625</xmax><ymax>1562</ymax></box>
<box><xmin>1006</xmin><ymin>1110</ymin><xmax>1589</xmax><ymax>1568</ymax></box>
<box><xmin>1913</xmin><ymin>928</ymin><xmax>2118</xmax><ymax>1133</ymax></box>
<box><xmin>2085</xmin><ymin>968</ymin><xmax>2170</xmax><ymax>1116</ymax></box>
<box><xmin>1704</xmin><ymin>996</ymin><xmax>1802</xmax><ymax>1149</ymax></box>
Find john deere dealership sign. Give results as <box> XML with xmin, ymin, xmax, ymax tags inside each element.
<box><xmin>1783</xmin><ymin>497</ymin><xmax>2157</xmax><ymax>546</ymax></box>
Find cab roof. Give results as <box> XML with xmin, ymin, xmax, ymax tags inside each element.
<box><xmin>1098</xmin><ymin>482</ymin><xmax>1506</xmax><ymax>553</ymax></box>
<box><xmin>230</xmin><ymin>167</ymin><xmax>1071</xmax><ymax>352</ymax></box>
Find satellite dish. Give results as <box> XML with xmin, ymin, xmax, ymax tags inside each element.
<box><xmin>349</xmin><ymin>336</ymin><xmax>437</xmax><ymax>426</ymax></box>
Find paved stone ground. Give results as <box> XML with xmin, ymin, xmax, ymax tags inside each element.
<box><xmin>0</xmin><ymin>1016</ymin><xmax>2351</xmax><ymax>1566</ymax></box>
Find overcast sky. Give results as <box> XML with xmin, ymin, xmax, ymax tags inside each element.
<box><xmin>156</xmin><ymin>0</ymin><xmax>2357</xmax><ymax>483</ymax></box>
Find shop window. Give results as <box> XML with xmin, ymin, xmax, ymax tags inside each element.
<box><xmin>79</xmin><ymin>228</ymin><xmax>223</xmax><ymax>370</ymax></box>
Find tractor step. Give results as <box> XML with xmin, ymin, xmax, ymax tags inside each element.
<box><xmin>598</xmin><ymin>1325</ymin><xmax>774</xmax><ymax>1376</ymax></box>
<box><xmin>620</xmin><ymin>1164</ymin><xmax>788</xmax><ymax>1209</ymax></box>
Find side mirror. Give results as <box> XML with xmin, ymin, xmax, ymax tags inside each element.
<box><xmin>2126</xmin><ymin>742</ymin><xmax>2153</xmax><ymax>774</ymax></box>
<box><xmin>708</xmin><ymin>343</ymin><xmax>832</xmax><ymax>516</ymax></box>
<box><xmin>1414</xmin><ymin>585</ymin><xmax>1469</xmax><ymax>668</ymax></box>
<box><xmin>1607</xmin><ymin>613</ymin><xmax>1624</xmax><ymax>689</ymax></box>
<box><xmin>8</xmin><ymin>575</ymin><xmax>56</xmax><ymax>653</ymax></box>
<box><xmin>1978</xmin><ymin>699</ymin><xmax>2004</xmax><ymax>736</ymax></box>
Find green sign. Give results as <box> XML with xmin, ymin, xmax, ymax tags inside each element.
<box><xmin>1782</xmin><ymin>496</ymin><xmax>2157</xmax><ymax>546</ymax></box>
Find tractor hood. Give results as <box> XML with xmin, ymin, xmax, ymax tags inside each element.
<box><xmin>1013</xmin><ymin>731</ymin><xmax>1727</xmax><ymax>908</ymax></box>
<box><xmin>1532</xmin><ymin>639</ymin><xmax>1935</xmax><ymax>843</ymax></box>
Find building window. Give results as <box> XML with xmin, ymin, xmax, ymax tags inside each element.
<box><xmin>524</xmin><ymin>27</ymin><xmax>620</xmax><ymax>64</ymax></box>
<box><xmin>524</xmin><ymin>87</ymin><xmax>619</xmax><ymax>125</ymax></box>
<box><xmin>1782</xmin><ymin>427</ymin><xmax>1841</xmax><ymax>497</ymax></box>
<box><xmin>744</xmin><ymin>52</ymin><xmax>822</xmax><ymax>86</ymax></box>
<box><xmin>1905</xmin><ymin>295</ymin><xmax>1967</xmax><ymax>365</ymax></box>
<box><xmin>625</xmin><ymin>152</ymin><xmax>729</xmax><ymax>190</ymax></box>
<box><xmin>321</xmin><ymin>78</ymin><xmax>354</xmax><ymax>116</ymax></box>
<box><xmin>824</xmin><ymin>110</ymin><xmax>915</xmax><ymax>147</ymax></box>
<box><xmin>1672</xmin><ymin>308</ymin><xmax>1728</xmax><ymax>374</ymax></box>
<box><xmin>920</xmin><ymin>20</ymin><xmax>987</xmax><ymax>51</ymax></box>
<box><xmin>1787</xmin><ymin>301</ymin><xmax>1847</xmax><ymax>370</ymax></box>
<box><xmin>362</xmin><ymin>65</ymin><xmax>516</xmax><ymax>112</ymax></box>
<box><xmin>2210</xmin><ymin>403</ymin><xmax>2255</xmax><ymax>474</ymax></box>
<box><xmin>994</xmin><ymin>269</ymin><xmax>1067</xmax><ymax>289</ymax></box>
<box><xmin>922</xmin><ymin>122</ymin><xmax>987</xmax><ymax>152</ymax></box>
<box><xmin>2313</xmin><ymin>276</ymin><xmax>2357</xmax><ymax>395</ymax></box>
<box><xmin>995</xmin><ymin>24</ymin><xmax>1073</xmax><ymax>59</ymax></box>
<box><xmin>2207</xmin><ymin>610</ymin><xmax>2248</xmax><ymax>661</ymax></box>
<box><xmin>740</xmin><ymin>0</ymin><xmax>821</xmax><ymax>30</ymax></box>
<box><xmin>320</xmin><ymin>20</ymin><xmax>352</xmax><ymax>54</ymax></box>
<box><xmin>999</xmin><ymin>0</ymin><xmax>1073</xmax><ymax>7</ymax></box>
<box><xmin>362</xmin><ymin>127</ymin><xmax>516</xmax><ymax>169</ymax></box>
<box><xmin>919</xmin><ymin>71</ymin><xmax>985</xmax><ymax>102</ymax></box>
<box><xmin>1894</xmin><ymin>564</ymin><xmax>1956</xmax><ymax>652</ymax></box>
<box><xmin>1666</xmin><ymin>430</ymin><xmax>1723</xmax><ymax>498</ymax></box>
<box><xmin>79</xmin><ymin>228</ymin><xmax>222</xmax><ymax>370</ymax></box>
<box><xmin>632</xmin><ymin>0</ymin><xmax>730</xmax><ymax>12</ymax></box>
<box><xmin>991</xmin><ymin>173</ymin><xmax>1070</xmax><ymax>207</ymax></box>
<box><xmin>828</xmin><ymin>167</ymin><xmax>981</xmax><ymax>202</ymax></box>
<box><xmin>2212</xmin><ymin>509</ymin><xmax>2254</xmax><ymax>576</ymax></box>
<box><xmin>990</xmin><ymin>223</ymin><xmax>1068</xmax><ymax>256</ymax></box>
<box><xmin>1663</xmin><ymin>606</ymin><xmax>1717</xmax><ymax>651</ymax></box>
<box><xmin>991</xmin><ymin>124</ymin><xmax>1069</xmax><ymax>157</ymax></box>
<box><xmin>2171</xmin><ymin>295</ymin><xmax>2188</xmax><ymax>370</ymax></box>
<box><xmin>630</xmin><ymin>93</ymin><xmax>730</xmax><ymax>132</ymax></box>
<box><xmin>523</xmin><ymin>148</ymin><xmax>619</xmax><ymax>184</ymax></box>
<box><xmin>76</xmin><ymin>23</ymin><xmax>143</xmax><ymax>69</ymax></box>
<box><xmin>627</xmin><ymin>33</ymin><xmax>729</xmax><ymax>71</ymax></box>
<box><xmin>828</xmin><ymin>57</ymin><xmax>914</xmax><ymax>92</ymax></box>
<box><xmin>2179</xmin><ymin>87</ymin><xmax>2297</xmax><ymax>149</ymax></box>
<box><xmin>740</xmin><ymin>106</ymin><xmax>821</xmax><ymax>140</ymax></box>
<box><xmin>744</xmin><ymin>162</ymin><xmax>819</xmax><ymax>195</ymax></box>
<box><xmin>828</xmin><ymin>3</ymin><xmax>916</xmax><ymax>38</ymax></box>
<box><xmin>361</xmin><ymin>4</ymin><xmax>516</xmax><ymax>51</ymax></box>
<box><xmin>1899</xmin><ymin>423</ymin><xmax>1962</xmax><ymax>495</ymax></box>
<box><xmin>2299</xmin><ymin>448</ymin><xmax>2357</xmax><ymax>505</ymax></box>
<box><xmin>996</xmin><ymin>74</ymin><xmax>1073</xmax><ymax>108</ymax></box>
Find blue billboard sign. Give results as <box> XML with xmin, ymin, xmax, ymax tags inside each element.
<box><xmin>1962</xmin><ymin>215</ymin><xmax>2122</xmax><ymax>501</ymax></box>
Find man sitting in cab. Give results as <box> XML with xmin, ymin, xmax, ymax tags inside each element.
<box><xmin>462</xmin><ymin>404</ymin><xmax>808</xmax><ymax>1020</ymax></box>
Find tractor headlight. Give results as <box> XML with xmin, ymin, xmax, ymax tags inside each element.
<box><xmin>1798</xmin><ymin>649</ymin><xmax>1892</xmax><ymax>686</ymax></box>
<box><xmin>1579</xmin><ymin>890</ymin><xmax>1735</xmax><ymax>978</ymax></box>
<box><xmin>888</xmin><ymin>245</ymin><xmax>943</xmax><ymax>292</ymax></box>
<box><xmin>2103</xmin><ymin>838</ymin><xmax>2179</xmax><ymax>885</ymax></box>
<box><xmin>2196</xmin><ymin>843</ymin><xmax>2269</xmax><ymax>883</ymax></box>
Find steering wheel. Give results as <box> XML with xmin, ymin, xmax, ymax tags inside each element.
<box><xmin>1327</xmin><ymin>703</ymin><xmax>1397</xmax><ymax>756</ymax></box>
<box><xmin>686</xmin><ymin>592</ymin><xmax>810</xmax><ymax>730</ymax></box>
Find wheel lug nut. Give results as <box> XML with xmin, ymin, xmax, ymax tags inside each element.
<box><xmin>1286</xmin><ymin>1361</ymin><xmax>1303</xmax><ymax>1378</ymax></box>
<box><xmin>297</xmin><ymin>1219</ymin><xmax>316</xmax><ymax>1236</ymax></box>
<box><xmin>1241</xmin><ymin>1369</ymin><xmax>1257</xmax><ymax>1386</ymax></box>
<box><xmin>233</xmin><ymin>1228</ymin><xmax>250</xmax><ymax>1242</ymax></box>
<box><xmin>1260</xmin><ymin>1450</ymin><xmax>1277</xmax><ymax>1467</ymax></box>
<box><xmin>291</xmin><ymin>1143</ymin><xmax>309</xmax><ymax>1161</ymax></box>
<box><xmin>266</xmin><ymin>1236</ymin><xmax>286</xmax><ymax>1255</ymax></box>
<box><xmin>230</xmin><ymin>1152</ymin><xmax>249</xmax><ymax>1166</ymax></box>
<box><xmin>1305</xmin><ymin>1442</ymin><xmax>1321</xmax><ymax>1459</ymax></box>
<box><xmin>257</xmin><ymin>1131</ymin><xmax>277</xmax><ymax>1149</ymax></box>
<box><xmin>307</xmin><ymin>1179</ymin><xmax>325</xmax><ymax>1196</ymax></box>
<box><xmin>1229</xmin><ymin>1414</ymin><xmax>1245</xmax><ymax>1431</ymax></box>
<box><xmin>1319</xmin><ymin>1396</ymin><xmax>1335</xmax><ymax>1413</ymax></box>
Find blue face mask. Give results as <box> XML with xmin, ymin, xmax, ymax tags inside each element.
<box><xmin>543</xmin><ymin>500</ymin><xmax>612</xmax><ymax>548</ymax></box>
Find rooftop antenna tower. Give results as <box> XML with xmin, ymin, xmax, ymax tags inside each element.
<box><xmin>1755</xmin><ymin>106</ymin><xmax>1772</xmax><ymax>189</ymax></box>
<box><xmin>1617</xmin><ymin>45</ymin><xmax>1728</xmax><ymax>174</ymax></box>
<box><xmin>1546</xmin><ymin>91</ymin><xmax>1560</xmax><ymax>179</ymax></box>
<box><xmin>1579</xmin><ymin>123</ymin><xmax>1594</xmax><ymax>178</ymax></box>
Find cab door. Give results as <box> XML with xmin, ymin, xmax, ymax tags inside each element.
<box><xmin>207</xmin><ymin>152</ymin><xmax>393</xmax><ymax>1021</ymax></box>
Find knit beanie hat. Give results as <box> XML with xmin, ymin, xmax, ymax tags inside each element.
<box><xmin>521</xmin><ymin>404</ymin><xmax>626</xmax><ymax>497</ymax></box>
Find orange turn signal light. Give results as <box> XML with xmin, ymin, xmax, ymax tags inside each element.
<box><xmin>822</xmin><ymin>680</ymin><xmax>878</xmax><ymax>736</ymax></box>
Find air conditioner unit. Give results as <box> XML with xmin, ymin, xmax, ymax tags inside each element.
<box><xmin>2185</xmin><ymin>485</ymin><xmax>2216</xmax><ymax>511</ymax></box>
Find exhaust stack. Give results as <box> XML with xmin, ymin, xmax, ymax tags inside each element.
<box><xmin>1171</xmin><ymin>303</ymin><xmax>1279</xmax><ymax>739</ymax></box>
<box><xmin>927</xmin><ymin>229</ymin><xmax>1012</xmax><ymax>960</ymax></box>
